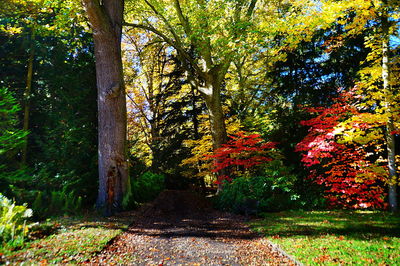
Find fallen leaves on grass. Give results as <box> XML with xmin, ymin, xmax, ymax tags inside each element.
<box><xmin>1</xmin><ymin>212</ymin><xmax>133</xmax><ymax>264</ymax></box>
<box><xmin>251</xmin><ymin>210</ymin><xmax>400</xmax><ymax>265</ymax></box>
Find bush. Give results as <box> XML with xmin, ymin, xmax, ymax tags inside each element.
<box><xmin>216</xmin><ymin>160</ymin><xmax>301</xmax><ymax>213</ymax></box>
<box><xmin>132</xmin><ymin>172</ymin><xmax>165</xmax><ymax>204</ymax></box>
<box><xmin>31</xmin><ymin>190</ymin><xmax>82</xmax><ymax>219</ymax></box>
<box><xmin>0</xmin><ymin>193</ymin><xmax>33</xmax><ymax>248</ymax></box>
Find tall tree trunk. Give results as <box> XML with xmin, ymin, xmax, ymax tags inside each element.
<box><xmin>200</xmin><ymin>79</ymin><xmax>228</xmax><ymax>192</ymax></box>
<box><xmin>22</xmin><ymin>27</ymin><xmax>35</xmax><ymax>166</ymax></box>
<box><xmin>203</xmin><ymin>90</ymin><xmax>227</xmax><ymax>151</ymax></box>
<box><xmin>83</xmin><ymin>0</ymin><xmax>128</xmax><ymax>216</ymax></box>
<box><xmin>382</xmin><ymin>1</ymin><xmax>398</xmax><ymax>212</ymax></box>
<box><xmin>198</xmin><ymin>72</ymin><xmax>228</xmax><ymax>151</ymax></box>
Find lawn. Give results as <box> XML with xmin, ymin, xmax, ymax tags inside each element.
<box><xmin>0</xmin><ymin>212</ymin><xmax>133</xmax><ymax>264</ymax></box>
<box><xmin>250</xmin><ymin>210</ymin><xmax>400</xmax><ymax>265</ymax></box>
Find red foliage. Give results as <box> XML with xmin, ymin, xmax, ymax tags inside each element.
<box><xmin>391</xmin><ymin>130</ymin><xmax>400</xmax><ymax>135</ymax></box>
<box><xmin>208</xmin><ymin>132</ymin><xmax>278</xmax><ymax>184</ymax></box>
<box><xmin>296</xmin><ymin>90</ymin><xmax>387</xmax><ymax>209</ymax></box>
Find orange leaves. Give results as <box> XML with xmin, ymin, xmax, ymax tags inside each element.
<box><xmin>322</xmin><ymin>36</ymin><xmax>344</xmax><ymax>53</ymax></box>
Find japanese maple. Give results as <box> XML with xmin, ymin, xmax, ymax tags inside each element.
<box><xmin>208</xmin><ymin>132</ymin><xmax>278</xmax><ymax>184</ymax></box>
<box><xmin>296</xmin><ymin>89</ymin><xmax>387</xmax><ymax>209</ymax></box>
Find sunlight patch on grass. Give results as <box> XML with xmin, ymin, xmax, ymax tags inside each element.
<box><xmin>1</xmin><ymin>213</ymin><xmax>132</xmax><ymax>264</ymax></box>
<box><xmin>251</xmin><ymin>211</ymin><xmax>400</xmax><ymax>265</ymax></box>
<box><xmin>19</xmin><ymin>227</ymin><xmax>120</xmax><ymax>263</ymax></box>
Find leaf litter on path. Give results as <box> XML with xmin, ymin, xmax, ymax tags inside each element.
<box><xmin>88</xmin><ymin>190</ymin><xmax>296</xmax><ymax>265</ymax></box>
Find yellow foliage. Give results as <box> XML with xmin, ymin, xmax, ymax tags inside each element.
<box><xmin>181</xmin><ymin>114</ymin><xmax>242</xmax><ymax>181</ymax></box>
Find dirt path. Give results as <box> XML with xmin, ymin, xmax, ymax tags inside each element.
<box><xmin>88</xmin><ymin>210</ymin><xmax>296</xmax><ymax>265</ymax></box>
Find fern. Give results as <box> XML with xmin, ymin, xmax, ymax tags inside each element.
<box><xmin>0</xmin><ymin>193</ymin><xmax>32</xmax><ymax>247</ymax></box>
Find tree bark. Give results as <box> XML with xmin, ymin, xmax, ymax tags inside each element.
<box><xmin>198</xmin><ymin>74</ymin><xmax>228</xmax><ymax>192</ymax></box>
<box><xmin>382</xmin><ymin>1</ymin><xmax>398</xmax><ymax>212</ymax></box>
<box><xmin>22</xmin><ymin>27</ymin><xmax>35</xmax><ymax>166</ymax></box>
<box><xmin>196</xmin><ymin>69</ymin><xmax>229</xmax><ymax>151</ymax></box>
<box><xmin>83</xmin><ymin>0</ymin><xmax>128</xmax><ymax>216</ymax></box>
<box><xmin>204</xmin><ymin>90</ymin><xmax>227</xmax><ymax>192</ymax></box>
<box><xmin>203</xmin><ymin>90</ymin><xmax>227</xmax><ymax>151</ymax></box>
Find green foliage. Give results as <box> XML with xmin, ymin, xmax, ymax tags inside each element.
<box><xmin>32</xmin><ymin>190</ymin><xmax>82</xmax><ymax>219</ymax></box>
<box><xmin>0</xmin><ymin>88</ymin><xmax>30</xmax><ymax>197</ymax></box>
<box><xmin>28</xmin><ymin>39</ymin><xmax>98</xmax><ymax>203</ymax></box>
<box><xmin>0</xmin><ymin>4</ymin><xmax>98</xmax><ymax>209</ymax></box>
<box><xmin>131</xmin><ymin>172</ymin><xmax>165</xmax><ymax>204</ymax></box>
<box><xmin>217</xmin><ymin>161</ymin><xmax>301</xmax><ymax>213</ymax></box>
<box><xmin>0</xmin><ymin>0</ymin><xmax>398</xmax><ymax>221</ymax></box>
<box><xmin>0</xmin><ymin>87</ymin><xmax>26</xmax><ymax>155</ymax></box>
<box><xmin>0</xmin><ymin>193</ymin><xmax>33</xmax><ymax>247</ymax></box>
<box><xmin>234</xmin><ymin>16</ymin><xmax>372</xmax><ymax>210</ymax></box>
<box><xmin>31</xmin><ymin>191</ymin><xmax>44</xmax><ymax>218</ymax></box>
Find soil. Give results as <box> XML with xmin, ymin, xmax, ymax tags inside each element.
<box><xmin>87</xmin><ymin>190</ymin><xmax>297</xmax><ymax>265</ymax></box>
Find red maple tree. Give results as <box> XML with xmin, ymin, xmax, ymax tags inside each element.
<box><xmin>208</xmin><ymin>132</ymin><xmax>278</xmax><ymax>184</ymax></box>
<box><xmin>296</xmin><ymin>90</ymin><xmax>387</xmax><ymax>209</ymax></box>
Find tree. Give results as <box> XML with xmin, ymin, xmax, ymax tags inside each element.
<box><xmin>287</xmin><ymin>0</ymin><xmax>400</xmax><ymax>211</ymax></box>
<box><xmin>124</xmin><ymin>32</ymin><xmax>200</xmax><ymax>176</ymax></box>
<box><xmin>124</xmin><ymin>0</ymin><xmax>261</xmax><ymax>153</ymax></box>
<box><xmin>332</xmin><ymin>0</ymin><xmax>400</xmax><ymax>212</ymax></box>
<box><xmin>82</xmin><ymin>0</ymin><xmax>128</xmax><ymax>215</ymax></box>
<box><xmin>296</xmin><ymin>90</ymin><xmax>388</xmax><ymax>209</ymax></box>
<box><xmin>0</xmin><ymin>88</ymin><xmax>28</xmax><ymax>192</ymax></box>
<box><xmin>124</xmin><ymin>0</ymin><xmax>252</xmax><ymax>190</ymax></box>
<box><xmin>209</xmin><ymin>132</ymin><xmax>278</xmax><ymax>184</ymax></box>
<box><xmin>123</xmin><ymin>0</ymin><xmax>330</xmax><ymax>191</ymax></box>
<box><xmin>381</xmin><ymin>0</ymin><xmax>398</xmax><ymax>212</ymax></box>
<box><xmin>21</xmin><ymin>26</ymin><xmax>35</xmax><ymax>165</ymax></box>
<box><xmin>0</xmin><ymin>0</ymin><xmax>40</xmax><ymax>165</ymax></box>
<box><xmin>181</xmin><ymin>114</ymin><xmax>242</xmax><ymax>189</ymax></box>
<box><xmin>0</xmin><ymin>0</ymin><xmax>99</xmax><ymax>206</ymax></box>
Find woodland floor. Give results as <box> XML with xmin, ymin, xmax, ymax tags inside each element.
<box><xmin>5</xmin><ymin>191</ymin><xmax>397</xmax><ymax>265</ymax></box>
<box><xmin>87</xmin><ymin>190</ymin><xmax>296</xmax><ymax>265</ymax></box>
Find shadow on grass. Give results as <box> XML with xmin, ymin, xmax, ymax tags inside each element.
<box><xmin>251</xmin><ymin>211</ymin><xmax>400</xmax><ymax>240</ymax></box>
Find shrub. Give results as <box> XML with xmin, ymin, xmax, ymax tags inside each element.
<box><xmin>132</xmin><ymin>172</ymin><xmax>165</xmax><ymax>203</ymax></box>
<box><xmin>216</xmin><ymin>160</ymin><xmax>301</xmax><ymax>213</ymax></box>
<box><xmin>32</xmin><ymin>191</ymin><xmax>46</xmax><ymax>219</ymax></box>
<box><xmin>31</xmin><ymin>190</ymin><xmax>82</xmax><ymax>219</ymax></box>
<box><xmin>0</xmin><ymin>193</ymin><xmax>33</xmax><ymax>247</ymax></box>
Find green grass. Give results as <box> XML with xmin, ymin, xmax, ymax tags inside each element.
<box><xmin>0</xmin><ymin>213</ymin><xmax>133</xmax><ymax>264</ymax></box>
<box><xmin>250</xmin><ymin>210</ymin><xmax>400</xmax><ymax>265</ymax></box>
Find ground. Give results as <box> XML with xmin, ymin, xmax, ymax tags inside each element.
<box><xmin>4</xmin><ymin>191</ymin><xmax>398</xmax><ymax>265</ymax></box>
<box><xmin>88</xmin><ymin>190</ymin><xmax>297</xmax><ymax>265</ymax></box>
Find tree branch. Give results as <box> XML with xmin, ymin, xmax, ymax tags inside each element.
<box><xmin>127</xmin><ymin>93</ymin><xmax>151</xmax><ymax>124</ymax></box>
<box><xmin>124</xmin><ymin>22</ymin><xmax>204</xmax><ymax>77</ymax></box>
<box><xmin>246</xmin><ymin>0</ymin><xmax>257</xmax><ymax>18</ymax></box>
<box><xmin>173</xmin><ymin>0</ymin><xmax>191</xmax><ymax>36</ymax></box>
<box><xmin>142</xmin><ymin>0</ymin><xmax>186</xmax><ymax>50</ymax></box>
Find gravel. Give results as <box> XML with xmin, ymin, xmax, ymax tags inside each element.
<box><xmin>87</xmin><ymin>191</ymin><xmax>296</xmax><ymax>265</ymax></box>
